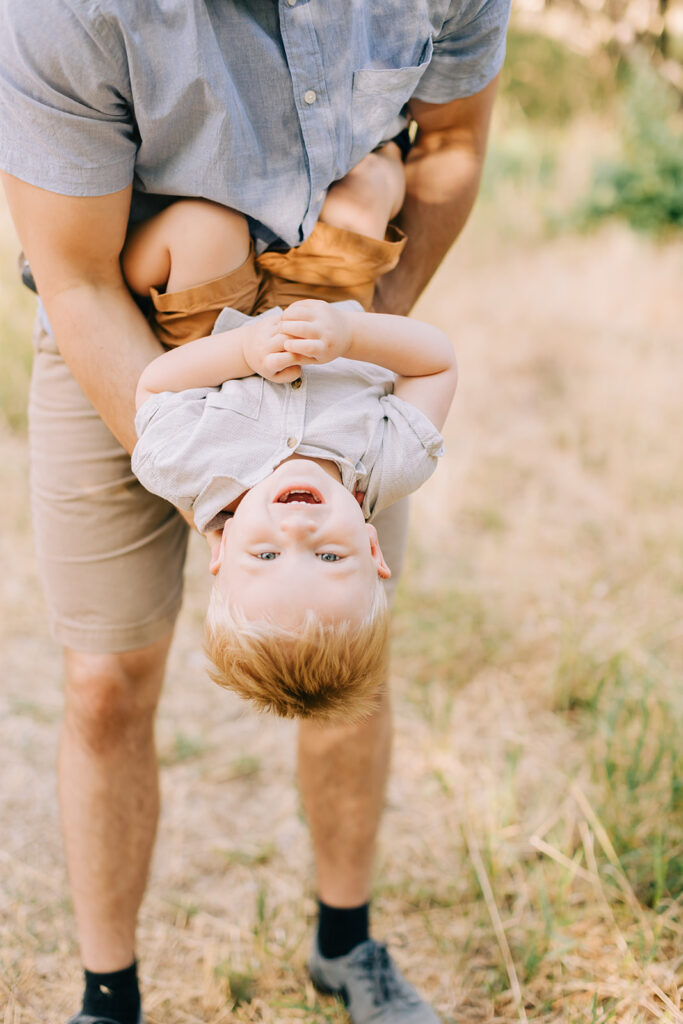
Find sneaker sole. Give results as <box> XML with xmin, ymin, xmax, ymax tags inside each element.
<box><xmin>309</xmin><ymin>972</ymin><xmax>349</xmax><ymax>1006</ymax></box>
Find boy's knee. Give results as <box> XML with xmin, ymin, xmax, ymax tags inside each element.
<box><xmin>322</xmin><ymin>149</ymin><xmax>405</xmax><ymax>238</ymax></box>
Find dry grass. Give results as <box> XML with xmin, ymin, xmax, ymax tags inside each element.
<box><xmin>1</xmin><ymin>169</ymin><xmax>682</xmax><ymax>1020</ymax></box>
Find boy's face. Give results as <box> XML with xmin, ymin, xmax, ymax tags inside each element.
<box><xmin>211</xmin><ymin>459</ymin><xmax>390</xmax><ymax>628</ymax></box>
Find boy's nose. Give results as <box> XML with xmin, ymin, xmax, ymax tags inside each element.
<box><xmin>279</xmin><ymin>514</ymin><xmax>318</xmax><ymax>539</ymax></box>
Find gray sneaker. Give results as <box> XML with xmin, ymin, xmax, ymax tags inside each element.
<box><xmin>308</xmin><ymin>938</ymin><xmax>442</xmax><ymax>1023</ymax></box>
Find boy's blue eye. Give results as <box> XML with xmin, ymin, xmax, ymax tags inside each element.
<box><xmin>318</xmin><ymin>552</ymin><xmax>341</xmax><ymax>562</ymax></box>
<box><xmin>256</xmin><ymin>551</ymin><xmax>279</xmax><ymax>560</ymax></box>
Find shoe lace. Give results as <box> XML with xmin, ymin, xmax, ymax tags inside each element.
<box><xmin>355</xmin><ymin>942</ymin><xmax>417</xmax><ymax>1007</ymax></box>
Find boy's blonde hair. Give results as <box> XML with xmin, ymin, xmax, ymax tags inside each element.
<box><xmin>204</xmin><ymin>580</ymin><xmax>389</xmax><ymax>722</ymax></box>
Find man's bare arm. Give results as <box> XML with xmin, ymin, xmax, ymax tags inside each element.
<box><xmin>373</xmin><ymin>73</ymin><xmax>500</xmax><ymax>316</ymax></box>
<box><xmin>1</xmin><ymin>174</ymin><xmax>163</xmax><ymax>453</ymax></box>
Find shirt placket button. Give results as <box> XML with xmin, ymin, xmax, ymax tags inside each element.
<box><xmin>303</xmin><ymin>89</ymin><xmax>317</xmax><ymax>105</ymax></box>
<box><xmin>291</xmin><ymin>377</ymin><xmax>302</xmax><ymax>390</ymax></box>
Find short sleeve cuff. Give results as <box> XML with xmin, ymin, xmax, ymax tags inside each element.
<box><xmin>134</xmin><ymin>395</ymin><xmax>166</xmax><ymax>438</ymax></box>
<box><xmin>383</xmin><ymin>394</ymin><xmax>445</xmax><ymax>457</ymax></box>
<box><xmin>412</xmin><ymin>0</ymin><xmax>511</xmax><ymax>103</ymax></box>
<box><xmin>0</xmin><ymin>147</ymin><xmax>134</xmax><ymax>197</ymax></box>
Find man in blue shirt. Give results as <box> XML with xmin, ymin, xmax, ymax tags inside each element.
<box><xmin>0</xmin><ymin>2</ymin><xmax>510</xmax><ymax>1021</ymax></box>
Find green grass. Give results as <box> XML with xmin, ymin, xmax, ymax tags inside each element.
<box><xmin>550</xmin><ymin>643</ymin><xmax>682</xmax><ymax>910</ymax></box>
<box><xmin>158</xmin><ymin>730</ymin><xmax>210</xmax><ymax>766</ymax></box>
<box><xmin>392</xmin><ymin>575</ymin><xmax>509</xmax><ymax>725</ymax></box>
<box><xmin>0</xmin><ymin>241</ymin><xmax>34</xmax><ymax>433</ymax></box>
<box><xmin>213</xmin><ymin>963</ymin><xmax>258</xmax><ymax>1009</ymax></box>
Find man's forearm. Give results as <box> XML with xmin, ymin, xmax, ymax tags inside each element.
<box><xmin>47</xmin><ymin>281</ymin><xmax>163</xmax><ymax>454</ymax></box>
<box><xmin>1</xmin><ymin>178</ymin><xmax>161</xmax><ymax>454</ymax></box>
<box><xmin>377</xmin><ymin>141</ymin><xmax>483</xmax><ymax>316</ymax></box>
<box><xmin>373</xmin><ymin>76</ymin><xmax>500</xmax><ymax>317</ymax></box>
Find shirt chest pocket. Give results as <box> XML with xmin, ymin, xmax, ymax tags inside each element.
<box><xmin>205</xmin><ymin>375</ymin><xmax>265</xmax><ymax>420</ymax></box>
<box><xmin>350</xmin><ymin>37</ymin><xmax>433</xmax><ymax>165</ymax></box>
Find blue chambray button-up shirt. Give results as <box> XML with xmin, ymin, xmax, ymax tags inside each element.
<box><xmin>0</xmin><ymin>0</ymin><xmax>510</xmax><ymax>249</ymax></box>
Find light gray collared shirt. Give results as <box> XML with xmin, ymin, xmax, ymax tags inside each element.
<box><xmin>132</xmin><ymin>305</ymin><xmax>445</xmax><ymax>534</ymax></box>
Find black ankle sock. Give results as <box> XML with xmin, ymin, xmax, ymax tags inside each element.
<box><xmin>82</xmin><ymin>961</ymin><xmax>140</xmax><ymax>1024</ymax></box>
<box><xmin>317</xmin><ymin>898</ymin><xmax>370</xmax><ymax>959</ymax></box>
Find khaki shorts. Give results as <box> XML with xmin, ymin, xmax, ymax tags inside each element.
<box><xmin>28</xmin><ymin>323</ymin><xmax>409</xmax><ymax>654</ymax></box>
<box><xmin>148</xmin><ymin>221</ymin><xmax>406</xmax><ymax>348</ymax></box>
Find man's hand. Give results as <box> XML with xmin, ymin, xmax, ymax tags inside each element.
<box><xmin>240</xmin><ymin>310</ymin><xmax>303</xmax><ymax>383</ymax></box>
<box><xmin>278</xmin><ymin>299</ymin><xmax>353</xmax><ymax>365</ymax></box>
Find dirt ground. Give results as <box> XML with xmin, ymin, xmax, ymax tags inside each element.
<box><xmin>1</xmin><ymin>209</ymin><xmax>681</xmax><ymax>1023</ymax></box>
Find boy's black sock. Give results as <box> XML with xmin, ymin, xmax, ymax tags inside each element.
<box><xmin>317</xmin><ymin>898</ymin><xmax>370</xmax><ymax>959</ymax></box>
<box><xmin>82</xmin><ymin>961</ymin><xmax>141</xmax><ymax>1024</ymax></box>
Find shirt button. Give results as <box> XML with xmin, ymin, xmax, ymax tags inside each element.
<box><xmin>287</xmin><ymin>436</ymin><xmax>298</xmax><ymax>448</ymax></box>
<box><xmin>303</xmin><ymin>89</ymin><xmax>317</xmax><ymax>105</ymax></box>
<box><xmin>286</xmin><ymin>0</ymin><xmax>296</xmax><ymax>5</ymax></box>
<box><xmin>316</xmin><ymin>190</ymin><xmax>326</xmax><ymax>203</ymax></box>
<box><xmin>291</xmin><ymin>377</ymin><xmax>302</xmax><ymax>390</ymax></box>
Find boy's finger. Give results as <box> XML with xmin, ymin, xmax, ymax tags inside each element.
<box><xmin>271</xmin><ymin>364</ymin><xmax>302</xmax><ymax>383</ymax></box>
<box><xmin>283</xmin><ymin>338</ymin><xmax>321</xmax><ymax>356</ymax></box>
<box><xmin>271</xmin><ymin>331</ymin><xmax>296</xmax><ymax>350</ymax></box>
<box><xmin>279</xmin><ymin>321</ymin><xmax>319</xmax><ymax>340</ymax></box>
<box><xmin>281</xmin><ymin>300</ymin><xmax>316</xmax><ymax>321</ymax></box>
<box><xmin>265</xmin><ymin>351</ymin><xmax>297</xmax><ymax>373</ymax></box>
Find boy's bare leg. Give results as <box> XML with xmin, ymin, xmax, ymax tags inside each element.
<box><xmin>59</xmin><ymin>634</ymin><xmax>171</xmax><ymax>970</ymax></box>
<box><xmin>121</xmin><ymin>199</ymin><xmax>250</xmax><ymax>296</ymax></box>
<box><xmin>320</xmin><ymin>143</ymin><xmax>405</xmax><ymax>241</ymax></box>
<box><xmin>297</xmin><ymin>688</ymin><xmax>392</xmax><ymax>907</ymax></box>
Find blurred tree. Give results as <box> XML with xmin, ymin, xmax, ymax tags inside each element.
<box><xmin>513</xmin><ymin>0</ymin><xmax>682</xmax><ymax>93</ymax></box>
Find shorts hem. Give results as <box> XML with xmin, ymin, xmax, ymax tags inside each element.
<box><xmin>49</xmin><ymin>598</ymin><xmax>185</xmax><ymax>655</ymax></box>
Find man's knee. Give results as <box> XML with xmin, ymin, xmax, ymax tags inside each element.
<box><xmin>63</xmin><ymin>635</ymin><xmax>171</xmax><ymax>753</ymax></box>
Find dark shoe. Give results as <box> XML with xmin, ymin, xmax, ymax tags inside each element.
<box><xmin>308</xmin><ymin>938</ymin><xmax>442</xmax><ymax>1023</ymax></box>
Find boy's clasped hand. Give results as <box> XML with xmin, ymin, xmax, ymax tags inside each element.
<box><xmin>240</xmin><ymin>299</ymin><xmax>354</xmax><ymax>383</ymax></box>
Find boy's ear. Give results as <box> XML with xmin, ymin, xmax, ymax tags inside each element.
<box><xmin>208</xmin><ymin>526</ymin><xmax>228</xmax><ymax>576</ymax></box>
<box><xmin>366</xmin><ymin>524</ymin><xmax>391</xmax><ymax>579</ymax></box>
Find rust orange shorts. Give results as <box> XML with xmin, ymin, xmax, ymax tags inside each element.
<box><xmin>148</xmin><ymin>221</ymin><xmax>406</xmax><ymax>347</ymax></box>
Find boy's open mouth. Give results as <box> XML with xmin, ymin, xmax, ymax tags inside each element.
<box><xmin>273</xmin><ymin>486</ymin><xmax>324</xmax><ymax>505</ymax></box>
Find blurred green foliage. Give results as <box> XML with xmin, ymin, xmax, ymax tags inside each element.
<box><xmin>490</xmin><ymin>32</ymin><xmax>683</xmax><ymax>237</ymax></box>
<box><xmin>577</xmin><ymin>61</ymin><xmax>683</xmax><ymax>233</ymax></box>
<box><xmin>500</xmin><ymin>29</ymin><xmax>619</xmax><ymax>124</ymax></box>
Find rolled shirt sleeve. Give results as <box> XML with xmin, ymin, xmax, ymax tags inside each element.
<box><xmin>0</xmin><ymin>0</ymin><xmax>136</xmax><ymax>195</ymax></box>
<box><xmin>413</xmin><ymin>0</ymin><xmax>512</xmax><ymax>103</ymax></box>
<box><xmin>362</xmin><ymin>394</ymin><xmax>445</xmax><ymax>520</ymax></box>
<box><xmin>132</xmin><ymin>389</ymin><xmax>214</xmax><ymax>519</ymax></box>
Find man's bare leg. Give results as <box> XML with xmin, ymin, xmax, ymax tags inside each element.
<box><xmin>297</xmin><ymin>687</ymin><xmax>392</xmax><ymax>907</ymax></box>
<box><xmin>300</xmin><ymin>688</ymin><xmax>440</xmax><ymax>1021</ymax></box>
<box><xmin>59</xmin><ymin>633</ymin><xmax>172</xmax><ymax>973</ymax></box>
